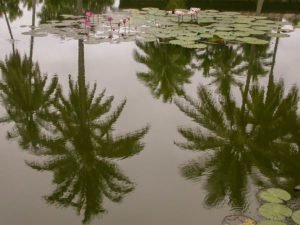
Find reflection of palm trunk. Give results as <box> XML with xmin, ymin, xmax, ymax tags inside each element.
<box><xmin>30</xmin><ymin>0</ymin><xmax>36</xmax><ymax>62</ymax></box>
<box><xmin>256</xmin><ymin>0</ymin><xmax>265</xmax><ymax>15</ymax></box>
<box><xmin>266</xmin><ymin>36</ymin><xmax>279</xmax><ymax>101</ymax></box>
<box><xmin>78</xmin><ymin>39</ymin><xmax>87</xmax><ymax>113</ymax></box>
<box><xmin>77</xmin><ymin>0</ymin><xmax>83</xmax><ymax>15</ymax></box>
<box><xmin>241</xmin><ymin>46</ymin><xmax>254</xmax><ymax>117</ymax></box>
<box><xmin>3</xmin><ymin>10</ymin><xmax>15</xmax><ymax>52</ymax></box>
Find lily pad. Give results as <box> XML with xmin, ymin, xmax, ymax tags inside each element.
<box><xmin>268</xmin><ymin>33</ymin><xmax>290</xmax><ymax>38</ymax></box>
<box><xmin>258</xmin><ymin>203</ymin><xmax>292</xmax><ymax>220</ymax></box>
<box><xmin>237</xmin><ymin>37</ymin><xmax>268</xmax><ymax>45</ymax></box>
<box><xmin>292</xmin><ymin>210</ymin><xmax>300</xmax><ymax>225</ymax></box>
<box><xmin>222</xmin><ymin>215</ymin><xmax>256</xmax><ymax>225</ymax></box>
<box><xmin>257</xmin><ymin>221</ymin><xmax>286</xmax><ymax>225</ymax></box>
<box><xmin>181</xmin><ymin>43</ymin><xmax>207</xmax><ymax>49</ymax></box>
<box><xmin>258</xmin><ymin>188</ymin><xmax>291</xmax><ymax>203</ymax></box>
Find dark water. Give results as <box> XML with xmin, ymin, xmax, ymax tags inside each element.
<box><xmin>1</xmin><ymin>1</ymin><xmax>300</xmax><ymax>225</ymax></box>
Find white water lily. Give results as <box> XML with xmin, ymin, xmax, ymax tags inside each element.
<box><xmin>190</xmin><ymin>7</ymin><xmax>201</xmax><ymax>13</ymax></box>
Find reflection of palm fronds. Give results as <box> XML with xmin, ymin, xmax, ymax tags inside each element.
<box><xmin>26</xmin><ymin>75</ymin><xmax>149</xmax><ymax>223</ymax></box>
<box><xmin>0</xmin><ymin>51</ymin><xmax>58</xmax><ymax>150</ymax></box>
<box><xmin>134</xmin><ymin>41</ymin><xmax>194</xmax><ymax>102</ymax></box>
<box><xmin>176</xmin><ymin>82</ymin><xmax>300</xmax><ymax>210</ymax></box>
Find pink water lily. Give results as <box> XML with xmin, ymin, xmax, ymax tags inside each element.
<box><xmin>85</xmin><ymin>11</ymin><xmax>93</xmax><ymax>17</ymax></box>
<box><xmin>107</xmin><ymin>16</ymin><xmax>113</xmax><ymax>22</ymax></box>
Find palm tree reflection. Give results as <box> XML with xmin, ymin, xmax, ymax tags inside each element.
<box><xmin>175</xmin><ymin>77</ymin><xmax>300</xmax><ymax>209</ymax></box>
<box><xmin>24</xmin><ymin>39</ymin><xmax>149</xmax><ymax>223</ymax></box>
<box><xmin>134</xmin><ymin>41</ymin><xmax>195</xmax><ymax>103</ymax></box>
<box><xmin>0</xmin><ymin>51</ymin><xmax>58</xmax><ymax>149</ymax></box>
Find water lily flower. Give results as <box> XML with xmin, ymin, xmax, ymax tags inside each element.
<box><xmin>123</xmin><ymin>18</ymin><xmax>127</xmax><ymax>24</ymax></box>
<box><xmin>190</xmin><ymin>7</ymin><xmax>200</xmax><ymax>12</ymax></box>
<box><xmin>187</xmin><ymin>11</ymin><xmax>196</xmax><ymax>15</ymax></box>
<box><xmin>175</xmin><ymin>10</ymin><xmax>185</xmax><ymax>16</ymax></box>
<box><xmin>85</xmin><ymin>11</ymin><xmax>93</xmax><ymax>17</ymax></box>
<box><xmin>107</xmin><ymin>16</ymin><xmax>113</xmax><ymax>22</ymax></box>
<box><xmin>83</xmin><ymin>18</ymin><xmax>91</xmax><ymax>28</ymax></box>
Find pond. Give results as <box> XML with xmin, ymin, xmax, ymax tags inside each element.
<box><xmin>0</xmin><ymin>1</ymin><xmax>300</xmax><ymax>225</ymax></box>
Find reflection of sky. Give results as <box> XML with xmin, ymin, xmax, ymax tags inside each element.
<box><xmin>113</xmin><ymin>0</ymin><xmax>120</xmax><ymax>9</ymax></box>
<box><xmin>1</xmin><ymin>6</ymin><xmax>300</xmax><ymax>225</ymax></box>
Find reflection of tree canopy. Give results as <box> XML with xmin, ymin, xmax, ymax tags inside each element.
<box><xmin>39</xmin><ymin>0</ymin><xmax>114</xmax><ymax>22</ymax></box>
<box><xmin>175</xmin><ymin>79</ymin><xmax>300</xmax><ymax>209</ymax></box>
<box><xmin>26</xmin><ymin>75</ymin><xmax>149</xmax><ymax>223</ymax></box>
<box><xmin>166</xmin><ymin>0</ymin><xmax>186</xmax><ymax>10</ymax></box>
<box><xmin>134</xmin><ymin>41</ymin><xmax>194</xmax><ymax>103</ymax></box>
<box><xmin>0</xmin><ymin>0</ymin><xmax>22</xmax><ymax>21</ymax></box>
<box><xmin>240</xmin><ymin>44</ymin><xmax>273</xmax><ymax>82</ymax></box>
<box><xmin>0</xmin><ymin>51</ymin><xmax>58</xmax><ymax>149</ymax></box>
<box><xmin>195</xmin><ymin>45</ymin><xmax>245</xmax><ymax>96</ymax></box>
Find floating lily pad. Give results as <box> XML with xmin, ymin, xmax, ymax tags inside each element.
<box><xmin>292</xmin><ymin>210</ymin><xmax>300</xmax><ymax>225</ymax></box>
<box><xmin>257</xmin><ymin>220</ymin><xmax>286</xmax><ymax>225</ymax></box>
<box><xmin>199</xmin><ymin>33</ymin><xmax>214</xmax><ymax>38</ymax></box>
<box><xmin>234</xmin><ymin>32</ymin><xmax>251</xmax><ymax>37</ymax></box>
<box><xmin>182</xmin><ymin>43</ymin><xmax>207</xmax><ymax>49</ymax></box>
<box><xmin>258</xmin><ymin>188</ymin><xmax>291</xmax><ymax>203</ymax></box>
<box><xmin>258</xmin><ymin>203</ymin><xmax>292</xmax><ymax>220</ymax></box>
<box><xmin>222</xmin><ymin>215</ymin><xmax>256</xmax><ymax>225</ymax></box>
<box><xmin>268</xmin><ymin>33</ymin><xmax>290</xmax><ymax>38</ymax></box>
<box><xmin>237</xmin><ymin>37</ymin><xmax>268</xmax><ymax>45</ymax></box>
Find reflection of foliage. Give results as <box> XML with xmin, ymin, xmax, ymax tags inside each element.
<box><xmin>26</xmin><ymin>75</ymin><xmax>149</xmax><ymax>223</ymax></box>
<box><xmin>195</xmin><ymin>44</ymin><xmax>273</xmax><ymax>96</ymax></box>
<box><xmin>195</xmin><ymin>45</ymin><xmax>244</xmax><ymax>95</ymax></box>
<box><xmin>39</xmin><ymin>0</ymin><xmax>114</xmax><ymax>22</ymax></box>
<box><xmin>175</xmin><ymin>80</ymin><xmax>300</xmax><ymax>209</ymax></box>
<box><xmin>166</xmin><ymin>0</ymin><xmax>186</xmax><ymax>10</ymax></box>
<box><xmin>241</xmin><ymin>44</ymin><xmax>273</xmax><ymax>82</ymax></box>
<box><xmin>134</xmin><ymin>41</ymin><xmax>194</xmax><ymax>103</ymax></box>
<box><xmin>0</xmin><ymin>51</ymin><xmax>58</xmax><ymax>149</ymax></box>
<box><xmin>0</xmin><ymin>0</ymin><xmax>22</xmax><ymax>20</ymax></box>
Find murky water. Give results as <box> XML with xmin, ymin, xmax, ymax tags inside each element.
<box><xmin>1</xmin><ymin>2</ymin><xmax>300</xmax><ymax>225</ymax></box>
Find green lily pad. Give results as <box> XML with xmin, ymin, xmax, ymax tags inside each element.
<box><xmin>257</xmin><ymin>221</ymin><xmax>286</xmax><ymax>225</ymax></box>
<box><xmin>258</xmin><ymin>203</ymin><xmax>292</xmax><ymax>220</ymax></box>
<box><xmin>199</xmin><ymin>33</ymin><xmax>214</xmax><ymax>39</ymax></box>
<box><xmin>222</xmin><ymin>215</ymin><xmax>256</xmax><ymax>225</ymax></box>
<box><xmin>268</xmin><ymin>33</ymin><xmax>290</xmax><ymax>38</ymax></box>
<box><xmin>258</xmin><ymin>188</ymin><xmax>291</xmax><ymax>203</ymax></box>
<box><xmin>292</xmin><ymin>210</ymin><xmax>300</xmax><ymax>225</ymax></box>
<box><xmin>176</xmin><ymin>36</ymin><xmax>200</xmax><ymax>41</ymax></box>
<box><xmin>234</xmin><ymin>32</ymin><xmax>251</xmax><ymax>37</ymax></box>
<box><xmin>181</xmin><ymin>43</ymin><xmax>207</xmax><ymax>49</ymax></box>
<box><xmin>237</xmin><ymin>37</ymin><xmax>268</xmax><ymax>45</ymax></box>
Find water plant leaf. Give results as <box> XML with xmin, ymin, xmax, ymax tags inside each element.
<box><xmin>268</xmin><ymin>33</ymin><xmax>290</xmax><ymax>38</ymax></box>
<box><xmin>181</xmin><ymin>43</ymin><xmax>207</xmax><ymax>49</ymax></box>
<box><xmin>258</xmin><ymin>203</ymin><xmax>292</xmax><ymax>220</ymax></box>
<box><xmin>237</xmin><ymin>37</ymin><xmax>268</xmax><ymax>45</ymax></box>
<box><xmin>292</xmin><ymin>210</ymin><xmax>300</xmax><ymax>225</ymax></box>
<box><xmin>258</xmin><ymin>188</ymin><xmax>291</xmax><ymax>203</ymax></box>
<box><xmin>257</xmin><ymin>220</ymin><xmax>286</xmax><ymax>225</ymax></box>
<box><xmin>222</xmin><ymin>215</ymin><xmax>256</xmax><ymax>225</ymax></box>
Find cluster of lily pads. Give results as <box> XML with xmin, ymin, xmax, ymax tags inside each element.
<box><xmin>135</xmin><ymin>7</ymin><xmax>297</xmax><ymax>48</ymax></box>
<box><xmin>22</xmin><ymin>11</ymin><xmax>141</xmax><ymax>44</ymax></box>
<box><xmin>257</xmin><ymin>188</ymin><xmax>300</xmax><ymax>225</ymax></box>
<box><xmin>21</xmin><ymin>7</ymin><xmax>298</xmax><ymax>47</ymax></box>
<box><xmin>222</xmin><ymin>188</ymin><xmax>300</xmax><ymax>225</ymax></box>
